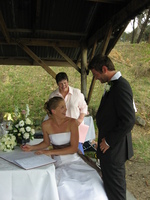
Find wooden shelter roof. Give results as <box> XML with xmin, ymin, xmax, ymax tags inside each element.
<box><xmin>0</xmin><ymin>0</ymin><xmax>150</xmax><ymax>103</ymax></box>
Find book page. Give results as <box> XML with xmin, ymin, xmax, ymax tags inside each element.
<box><xmin>14</xmin><ymin>154</ymin><xmax>56</xmax><ymax>170</ymax></box>
<box><xmin>0</xmin><ymin>148</ymin><xmax>56</xmax><ymax>170</ymax></box>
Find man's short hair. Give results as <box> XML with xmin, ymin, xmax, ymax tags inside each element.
<box><xmin>88</xmin><ymin>55</ymin><xmax>115</xmax><ymax>72</ymax></box>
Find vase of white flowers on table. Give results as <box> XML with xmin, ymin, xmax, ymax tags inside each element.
<box><xmin>8</xmin><ymin>104</ymin><xmax>35</xmax><ymax>146</ymax></box>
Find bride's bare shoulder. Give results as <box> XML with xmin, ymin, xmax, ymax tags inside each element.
<box><xmin>42</xmin><ymin>118</ymin><xmax>52</xmax><ymax>126</ymax></box>
<box><xmin>67</xmin><ymin>117</ymin><xmax>78</xmax><ymax>125</ymax></box>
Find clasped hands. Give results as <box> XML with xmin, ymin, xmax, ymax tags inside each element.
<box><xmin>100</xmin><ymin>138</ymin><xmax>109</xmax><ymax>153</ymax></box>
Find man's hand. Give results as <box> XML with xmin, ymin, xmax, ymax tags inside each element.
<box><xmin>100</xmin><ymin>138</ymin><xmax>110</xmax><ymax>153</ymax></box>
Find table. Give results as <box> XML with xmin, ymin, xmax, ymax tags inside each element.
<box><xmin>84</xmin><ymin>116</ymin><xmax>96</xmax><ymax>142</ymax></box>
<box><xmin>0</xmin><ymin>139</ymin><xmax>59</xmax><ymax>200</ymax></box>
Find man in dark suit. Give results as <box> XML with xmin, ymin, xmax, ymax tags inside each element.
<box><xmin>88</xmin><ymin>55</ymin><xmax>135</xmax><ymax>200</ymax></box>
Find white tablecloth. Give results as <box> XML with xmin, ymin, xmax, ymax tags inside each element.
<box><xmin>84</xmin><ymin>116</ymin><xmax>96</xmax><ymax>142</ymax></box>
<box><xmin>0</xmin><ymin>139</ymin><xmax>59</xmax><ymax>200</ymax></box>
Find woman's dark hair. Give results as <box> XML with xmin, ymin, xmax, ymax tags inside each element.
<box><xmin>56</xmin><ymin>72</ymin><xmax>68</xmax><ymax>84</ymax></box>
<box><xmin>44</xmin><ymin>96</ymin><xmax>64</xmax><ymax>115</ymax></box>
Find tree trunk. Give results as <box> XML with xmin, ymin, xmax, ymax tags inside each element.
<box><xmin>148</xmin><ymin>33</ymin><xmax>150</xmax><ymax>43</ymax></box>
<box><xmin>137</xmin><ymin>8</ymin><xmax>150</xmax><ymax>43</ymax></box>
<box><xmin>131</xmin><ymin>19</ymin><xmax>135</xmax><ymax>43</ymax></box>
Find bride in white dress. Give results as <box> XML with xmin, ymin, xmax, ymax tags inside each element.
<box><xmin>21</xmin><ymin>97</ymin><xmax>108</xmax><ymax>200</ymax></box>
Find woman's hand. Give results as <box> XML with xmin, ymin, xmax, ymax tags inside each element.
<box><xmin>35</xmin><ymin>150</ymin><xmax>51</xmax><ymax>156</ymax></box>
<box><xmin>21</xmin><ymin>144</ymin><xmax>33</xmax><ymax>152</ymax></box>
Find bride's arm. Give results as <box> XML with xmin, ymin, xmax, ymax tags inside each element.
<box><xmin>21</xmin><ymin>121</ymin><xmax>50</xmax><ymax>152</ymax></box>
<box><xmin>35</xmin><ymin>119</ymin><xmax>79</xmax><ymax>156</ymax></box>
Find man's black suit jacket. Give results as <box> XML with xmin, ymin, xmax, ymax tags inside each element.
<box><xmin>96</xmin><ymin>76</ymin><xmax>135</xmax><ymax>165</ymax></box>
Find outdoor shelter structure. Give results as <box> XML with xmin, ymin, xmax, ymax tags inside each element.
<box><xmin>0</xmin><ymin>0</ymin><xmax>150</xmax><ymax>104</ymax></box>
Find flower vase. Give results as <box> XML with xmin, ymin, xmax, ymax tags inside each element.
<box><xmin>16</xmin><ymin>137</ymin><xmax>30</xmax><ymax>146</ymax></box>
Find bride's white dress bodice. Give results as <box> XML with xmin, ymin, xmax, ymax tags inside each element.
<box><xmin>49</xmin><ymin>132</ymin><xmax>108</xmax><ymax>200</ymax></box>
<box><xmin>49</xmin><ymin>132</ymin><xmax>80</xmax><ymax>166</ymax></box>
<box><xmin>49</xmin><ymin>132</ymin><xmax>70</xmax><ymax>145</ymax></box>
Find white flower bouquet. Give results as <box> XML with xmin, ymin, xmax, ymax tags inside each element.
<box><xmin>8</xmin><ymin>105</ymin><xmax>35</xmax><ymax>145</ymax></box>
<box><xmin>0</xmin><ymin>134</ymin><xmax>17</xmax><ymax>152</ymax></box>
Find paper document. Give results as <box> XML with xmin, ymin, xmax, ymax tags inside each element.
<box><xmin>0</xmin><ymin>149</ymin><xmax>56</xmax><ymax>170</ymax></box>
<box><xmin>14</xmin><ymin>154</ymin><xmax>56</xmax><ymax>170</ymax></box>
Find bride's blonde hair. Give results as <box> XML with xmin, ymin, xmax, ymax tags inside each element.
<box><xmin>44</xmin><ymin>97</ymin><xmax>64</xmax><ymax>115</ymax></box>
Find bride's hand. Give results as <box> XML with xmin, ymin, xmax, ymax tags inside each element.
<box><xmin>35</xmin><ymin>150</ymin><xmax>50</xmax><ymax>156</ymax></box>
<box><xmin>21</xmin><ymin>144</ymin><xmax>32</xmax><ymax>152</ymax></box>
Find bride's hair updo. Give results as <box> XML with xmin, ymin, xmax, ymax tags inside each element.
<box><xmin>44</xmin><ymin>96</ymin><xmax>64</xmax><ymax>115</ymax></box>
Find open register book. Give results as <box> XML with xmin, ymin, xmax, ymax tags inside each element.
<box><xmin>0</xmin><ymin>149</ymin><xmax>56</xmax><ymax>170</ymax></box>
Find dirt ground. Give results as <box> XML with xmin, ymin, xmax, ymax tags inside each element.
<box><xmin>125</xmin><ymin>124</ymin><xmax>150</xmax><ymax>200</ymax></box>
<box><xmin>126</xmin><ymin>159</ymin><xmax>150</xmax><ymax>200</ymax></box>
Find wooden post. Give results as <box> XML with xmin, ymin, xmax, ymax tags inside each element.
<box><xmin>81</xmin><ymin>43</ymin><xmax>87</xmax><ymax>100</ymax></box>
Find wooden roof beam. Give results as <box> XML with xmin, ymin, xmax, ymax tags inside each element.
<box><xmin>88</xmin><ymin>0</ymin><xmax>150</xmax><ymax>47</ymax></box>
<box><xmin>87</xmin><ymin>41</ymin><xmax>97</xmax><ymax>105</ymax></box>
<box><xmin>52</xmin><ymin>45</ymin><xmax>81</xmax><ymax>73</ymax></box>
<box><xmin>87</xmin><ymin>0</ymin><xmax>125</xmax><ymax>3</ymax></box>
<box><xmin>0</xmin><ymin>38</ymin><xmax>80</xmax><ymax>47</ymax></box>
<box><xmin>0</xmin><ymin>58</ymin><xmax>73</xmax><ymax>67</ymax></box>
<box><xmin>106</xmin><ymin>22</ymin><xmax>129</xmax><ymax>55</ymax></box>
<box><xmin>87</xmin><ymin>25</ymin><xmax>112</xmax><ymax>105</ymax></box>
<box><xmin>17</xmin><ymin>42</ymin><xmax>56</xmax><ymax>79</ymax></box>
<box><xmin>0</xmin><ymin>11</ymin><xmax>10</xmax><ymax>43</ymax></box>
<box><xmin>8</xmin><ymin>29</ymin><xmax>86</xmax><ymax>37</ymax></box>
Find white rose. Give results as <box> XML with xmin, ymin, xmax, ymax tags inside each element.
<box><xmin>19</xmin><ymin>120</ymin><xmax>25</xmax><ymax>127</ymax></box>
<box><xmin>25</xmin><ymin>118</ymin><xmax>31</xmax><ymax>125</ymax></box>
<box><xmin>23</xmin><ymin>133</ymin><xmax>29</xmax><ymax>139</ymax></box>
<box><xmin>26</xmin><ymin>126</ymin><xmax>31</xmax><ymax>132</ymax></box>
<box><xmin>105</xmin><ymin>84</ymin><xmax>111</xmax><ymax>92</ymax></box>
<box><xmin>11</xmin><ymin>135</ymin><xmax>16</xmax><ymax>141</ymax></box>
<box><xmin>31</xmin><ymin>129</ymin><xmax>35</xmax><ymax>135</ymax></box>
<box><xmin>20</xmin><ymin>127</ymin><xmax>25</xmax><ymax>133</ymax></box>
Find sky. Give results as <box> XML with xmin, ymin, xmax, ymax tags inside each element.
<box><xmin>125</xmin><ymin>20</ymin><xmax>138</xmax><ymax>33</ymax></box>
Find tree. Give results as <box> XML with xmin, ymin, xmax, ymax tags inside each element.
<box><xmin>137</xmin><ymin>8</ymin><xmax>150</xmax><ymax>43</ymax></box>
<box><xmin>131</xmin><ymin>18</ymin><xmax>136</xmax><ymax>43</ymax></box>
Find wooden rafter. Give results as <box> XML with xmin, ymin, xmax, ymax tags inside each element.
<box><xmin>101</xmin><ymin>25</ymin><xmax>112</xmax><ymax>56</ymax></box>
<box><xmin>106</xmin><ymin>22</ymin><xmax>129</xmax><ymax>55</ymax></box>
<box><xmin>8</xmin><ymin>29</ymin><xmax>86</xmax><ymax>37</ymax></box>
<box><xmin>0</xmin><ymin>38</ymin><xmax>79</xmax><ymax>48</ymax></box>
<box><xmin>88</xmin><ymin>0</ymin><xmax>150</xmax><ymax>47</ymax></box>
<box><xmin>87</xmin><ymin>0</ymin><xmax>125</xmax><ymax>3</ymax></box>
<box><xmin>17</xmin><ymin>42</ymin><xmax>56</xmax><ymax>79</ymax></box>
<box><xmin>87</xmin><ymin>25</ymin><xmax>112</xmax><ymax>105</ymax></box>
<box><xmin>52</xmin><ymin>45</ymin><xmax>81</xmax><ymax>73</ymax></box>
<box><xmin>0</xmin><ymin>58</ymin><xmax>73</xmax><ymax>67</ymax></box>
<box><xmin>0</xmin><ymin>11</ymin><xmax>10</xmax><ymax>43</ymax></box>
<box><xmin>87</xmin><ymin>41</ymin><xmax>97</xmax><ymax>105</ymax></box>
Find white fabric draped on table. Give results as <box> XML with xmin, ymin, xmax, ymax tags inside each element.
<box><xmin>0</xmin><ymin>139</ymin><xmax>59</xmax><ymax>200</ymax></box>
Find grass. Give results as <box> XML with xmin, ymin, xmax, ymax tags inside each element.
<box><xmin>0</xmin><ymin>42</ymin><xmax>150</xmax><ymax>162</ymax></box>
